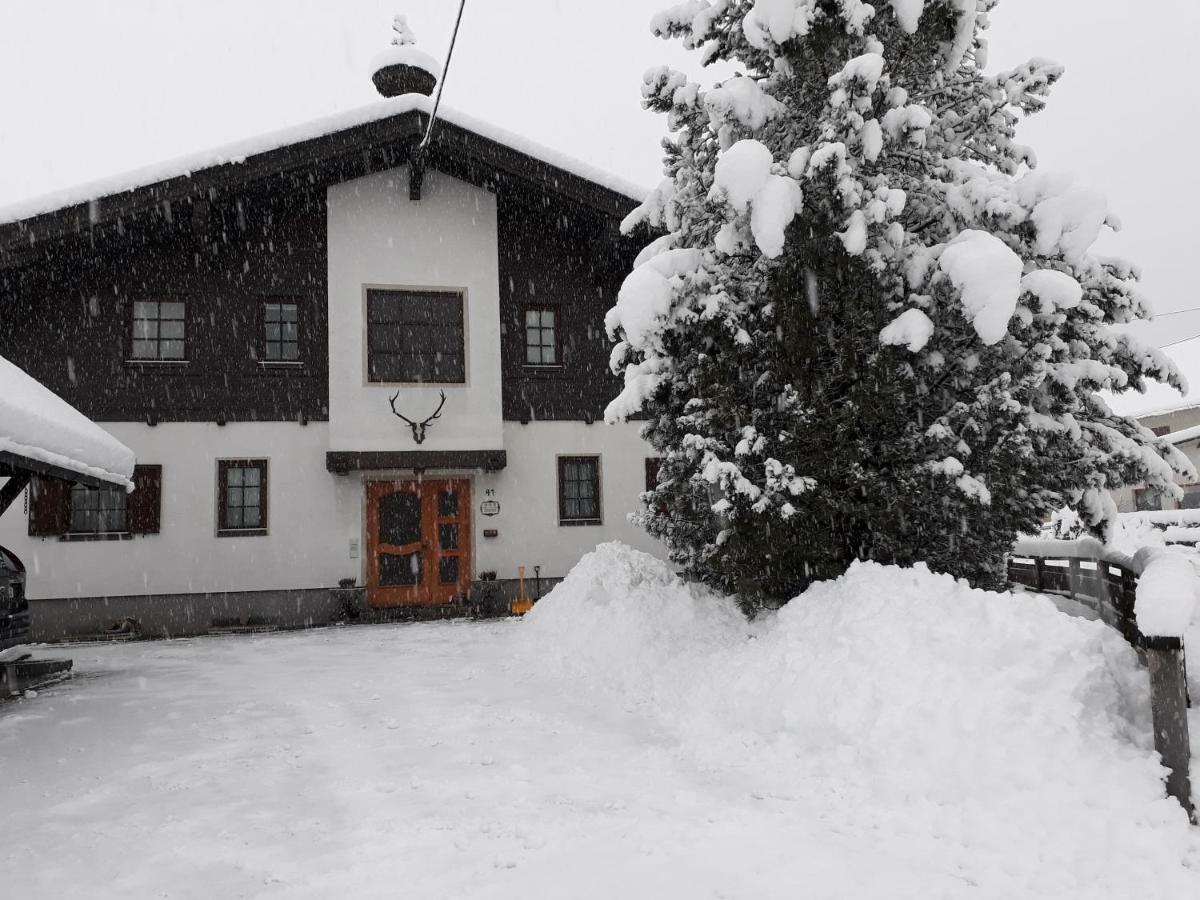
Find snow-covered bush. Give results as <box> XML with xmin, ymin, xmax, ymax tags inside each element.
<box><xmin>607</xmin><ymin>0</ymin><xmax>1192</xmax><ymax>595</ymax></box>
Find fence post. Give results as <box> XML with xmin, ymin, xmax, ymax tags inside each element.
<box><xmin>1145</xmin><ymin>637</ymin><xmax>1195</xmax><ymax>822</ymax></box>
<box><xmin>1068</xmin><ymin>557</ymin><xmax>1080</xmax><ymax>600</ymax></box>
<box><xmin>1034</xmin><ymin>557</ymin><xmax>1045</xmax><ymax>592</ymax></box>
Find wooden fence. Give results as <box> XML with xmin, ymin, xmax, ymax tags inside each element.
<box><xmin>1008</xmin><ymin>539</ymin><xmax>1194</xmax><ymax>821</ymax></box>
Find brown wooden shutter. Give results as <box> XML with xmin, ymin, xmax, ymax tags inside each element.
<box><xmin>27</xmin><ymin>476</ymin><xmax>70</xmax><ymax>537</ymax></box>
<box><xmin>127</xmin><ymin>465</ymin><xmax>162</xmax><ymax>534</ymax></box>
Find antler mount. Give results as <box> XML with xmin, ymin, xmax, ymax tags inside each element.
<box><xmin>388</xmin><ymin>389</ymin><xmax>447</xmax><ymax>445</ymax></box>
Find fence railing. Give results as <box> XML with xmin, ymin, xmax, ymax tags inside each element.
<box><xmin>1009</xmin><ymin>538</ymin><xmax>1194</xmax><ymax>821</ymax></box>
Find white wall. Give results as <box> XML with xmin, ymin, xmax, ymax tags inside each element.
<box><xmin>0</xmin><ymin>422</ymin><xmax>353</xmax><ymax>599</ymax></box>
<box><xmin>326</xmin><ymin>166</ymin><xmax>503</xmax><ymax>453</ymax></box>
<box><xmin>474</xmin><ymin>420</ymin><xmax>664</xmax><ymax>579</ymax></box>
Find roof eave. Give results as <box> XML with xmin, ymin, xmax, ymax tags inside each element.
<box><xmin>0</xmin><ymin>108</ymin><xmax>638</xmax><ymax>264</ymax></box>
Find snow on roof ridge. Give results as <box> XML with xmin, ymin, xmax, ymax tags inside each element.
<box><xmin>0</xmin><ymin>96</ymin><xmax>647</xmax><ymax>226</ymax></box>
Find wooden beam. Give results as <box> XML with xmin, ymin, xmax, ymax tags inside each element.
<box><xmin>0</xmin><ymin>470</ymin><xmax>30</xmax><ymax>518</ymax></box>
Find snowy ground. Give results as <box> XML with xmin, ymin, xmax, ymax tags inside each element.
<box><xmin>2</xmin><ymin>546</ymin><xmax>1200</xmax><ymax>898</ymax></box>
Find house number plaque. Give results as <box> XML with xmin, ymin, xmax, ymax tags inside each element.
<box><xmin>480</xmin><ymin>500</ymin><xmax>500</xmax><ymax>517</ymax></box>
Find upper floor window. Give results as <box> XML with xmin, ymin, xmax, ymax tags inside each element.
<box><xmin>263</xmin><ymin>301</ymin><xmax>300</xmax><ymax>362</ymax></box>
<box><xmin>367</xmin><ymin>288</ymin><xmax>465</xmax><ymax>383</ymax></box>
<box><xmin>217</xmin><ymin>459</ymin><xmax>269</xmax><ymax>536</ymax></box>
<box><xmin>525</xmin><ymin>307</ymin><xmax>559</xmax><ymax>366</ymax></box>
<box><xmin>558</xmin><ymin>455</ymin><xmax>601</xmax><ymax>526</ymax></box>
<box><xmin>131</xmin><ymin>300</ymin><xmax>186</xmax><ymax>361</ymax></box>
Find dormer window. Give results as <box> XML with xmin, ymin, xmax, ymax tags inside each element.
<box><xmin>131</xmin><ymin>300</ymin><xmax>186</xmax><ymax>361</ymax></box>
<box><xmin>524</xmin><ymin>307</ymin><xmax>559</xmax><ymax>366</ymax></box>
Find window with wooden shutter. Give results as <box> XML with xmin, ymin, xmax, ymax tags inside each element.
<box><xmin>27</xmin><ymin>466</ymin><xmax>160</xmax><ymax>538</ymax></box>
<box><xmin>128</xmin><ymin>465</ymin><xmax>162</xmax><ymax>534</ymax></box>
<box><xmin>28</xmin><ymin>477</ymin><xmax>70</xmax><ymax>537</ymax></box>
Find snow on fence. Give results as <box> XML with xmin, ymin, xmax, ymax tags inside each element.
<box><xmin>1009</xmin><ymin>538</ymin><xmax>1195</xmax><ymax>819</ymax></box>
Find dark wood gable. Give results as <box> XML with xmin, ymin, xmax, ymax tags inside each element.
<box><xmin>0</xmin><ymin>107</ymin><xmax>642</xmax><ymax>426</ymax></box>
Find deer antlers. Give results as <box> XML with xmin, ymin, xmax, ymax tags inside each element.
<box><xmin>388</xmin><ymin>390</ymin><xmax>447</xmax><ymax>445</ymax></box>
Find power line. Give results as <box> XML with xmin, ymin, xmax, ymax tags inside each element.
<box><xmin>420</xmin><ymin>0</ymin><xmax>467</xmax><ymax>152</ymax></box>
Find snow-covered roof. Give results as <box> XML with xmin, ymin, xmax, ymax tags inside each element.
<box><xmin>0</xmin><ymin>353</ymin><xmax>136</xmax><ymax>489</ymax></box>
<box><xmin>1102</xmin><ymin>334</ymin><xmax>1200</xmax><ymax>419</ymax></box>
<box><xmin>0</xmin><ymin>95</ymin><xmax>647</xmax><ymax>227</ymax></box>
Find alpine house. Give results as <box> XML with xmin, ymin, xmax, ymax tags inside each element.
<box><xmin>0</xmin><ymin>26</ymin><xmax>664</xmax><ymax>637</ymax></box>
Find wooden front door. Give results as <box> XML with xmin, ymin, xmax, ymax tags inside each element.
<box><xmin>366</xmin><ymin>479</ymin><xmax>471</xmax><ymax>608</ymax></box>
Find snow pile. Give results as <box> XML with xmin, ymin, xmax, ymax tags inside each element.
<box><xmin>879</xmin><ymin>307</ymin><xmax>934</xmax><ymax>352</ymax></box>
<box><xmin>523</xmin><ymin>544</ymin><xmax>1199</xmax><ymax>892</ymax></box>
<box><xmin>0</xmin><ymin>353</ymin><xmax>135</xmax><ymax>488</ymax></box>
<box><xmin>936</xmin><ymin>229</ymin><xmax>1022</xmax><ymax>345</ymax></box>
<box><xmin>369</xmin><ymin>14</ymin><xmax>440</xmax><ymax>81</ymax></box>
<box><xmin>1135</xmin><ymin>550</ymin><xmax>1200</xmax><ymax>638</ymax></box>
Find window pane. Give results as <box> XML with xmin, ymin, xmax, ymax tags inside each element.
<box><xmin>133</xmin><ymin>301</ymin><xmax>157</xmax><ymax>318</ymax></box>
<box><xmin>438</xmin><ymin>490</ymin><xmax>459</xmax><ymax>517</ymax></box>
<box><xmin>543</xmin><ymin>310</ymin><xmax>555</xmax><ymax>327</ymax></box>
<box><xmin>242</xmin><ymin>468</ymin><xmax>260</xmax><ymax>487</ymax></box>
<box><xmin>282</xmin><ymin>342</ymin><xmax>299</xmax><ymax>361</ymax></box>
<box><xmin>541</xmin><ymin>343</ymin><xmax>556</xmax><ymax>364</ymax></box>
<box><xmin>439</xmin><ymin>556</ymin><xmax>459</xmax><ymax>585</ymax></box>
<box><xmin>243</xmin><ymin>506</ymin><xmax>261</xmax><ymax>528</ymax></box>
<box><xmin>439</xmin><ymin>523</ymin><xmax>459</xmax><ymax>550</ymax></box>
<box><xmin>160</xmin><ymin>340</ymin><xmax>185</xmax><ymax>359</ymax></box>
<box><xmin>160</xmin><ymin>302</ymin><xmax>185</xmax><ymax>320</ymax></box>
<box><xmin>227</xmin><ymin>467</ymin><xmax>244</xmax><ymax>487</ymax></box>
<box><xmin>280</xmin><ymin>304</ymin><xmax>298</xmax><ymax>323</ymax></box>
<box><xmin>133</xmin><ymin>319</ymin><xmax>157</xmax><ymax>339</ymax></box>
<box><xmin>159</xmin><ymin>319</ymin><xmax>185</xmax><ymax>340</ymax></box>
<box><xmin>132</xmin><ymin>339</ymin><xmax>157</xmax><ymax>359</ymax></box>
<box><xmin>264</xmin><ymin>303</ymin><xmax>281</xmax><ymax>322</ymax></box>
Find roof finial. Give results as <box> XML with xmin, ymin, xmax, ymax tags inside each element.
<box><xmin>370</xmin><ymin>13</ymin><xmax>440</xmax><ymax>98</ymax></box>
<box><xmin>390</xmin><ymin>14</ymin><xmax>417</xmax><ymax>47</ymax></box>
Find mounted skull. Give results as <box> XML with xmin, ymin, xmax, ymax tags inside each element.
<box><xmin>388</xmin><ymin>390</ymin><xmax>446</xmax><ymax>445</ymax></box>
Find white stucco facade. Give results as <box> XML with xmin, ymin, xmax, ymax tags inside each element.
<box><xmin>326</xmin><ymin>166</ymin><xmax>503</xmax><ymax>454</ymax></box>
<box><xmin>0</xmin><ymin>418</ymin><xmax>663</xmax><ymax>600</ymax></box>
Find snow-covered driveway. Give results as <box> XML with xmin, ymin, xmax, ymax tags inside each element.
<box><xmin>1</xmin><ymin>623</ymin><xmax>893</xmax><ymax>899</ymax></box>
<box><xmin>3</xmin><ymin>553</ymin><xmax>1199</xmax><ymax>900</ymax></box>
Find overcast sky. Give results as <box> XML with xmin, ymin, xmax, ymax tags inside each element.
<box><xmin>0</xmin><ymin>0</ymin><xmax>1195</xmax><ymax>347</ymax></box>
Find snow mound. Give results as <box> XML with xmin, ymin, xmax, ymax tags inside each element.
<box><xmin>523</xmin><ymin>543</ymin><xmax>1200</xmax><ymax>894</ymax></box>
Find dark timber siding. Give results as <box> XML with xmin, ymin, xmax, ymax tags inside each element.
<box><xmin>0</xmin><ymin>180</ymin><xmax>327</xmax><ymax>423</ymax></box>
<box><xmin>498</xmin><ymin>194</ymin><xmax>637</xmax><ymax>422</ymax></box>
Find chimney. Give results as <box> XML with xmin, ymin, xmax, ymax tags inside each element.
<box><xmin>370</xmin><ymin>14</ymin><xmax>440</xmax><ymax>98</ymax></box>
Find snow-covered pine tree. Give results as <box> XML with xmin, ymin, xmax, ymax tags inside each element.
<box><xmin>606</xmin><ymin>0</ymin><xmax>1193</xmax><ymax>597</ymax></box>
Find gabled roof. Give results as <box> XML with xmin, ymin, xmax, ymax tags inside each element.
<box><xmin>0</xmin><ymin>352</ymin><xmax>135</xmax><ymax>489</ymax></box>
<box><xmin>0</xmin><ymin>94</ymin><xmax>646</xmax><ymax>264</ymax></box>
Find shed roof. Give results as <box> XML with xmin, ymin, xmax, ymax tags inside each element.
<box><xmin>0</xmin><ymin>353</ymin><xmax>135</xmax><ymax>489</ymax></box>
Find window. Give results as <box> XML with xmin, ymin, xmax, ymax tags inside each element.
<box><xmin>70</xmin><ymin>484</ymin><xmax>127</xmax><ymax>535</ymax></box>
<box><xmin>1181</xmin><ymin>485</ymin><xmax>1200</xmax><ymax>510</ymax></box>
<box><xmin>263</xmin><ymin>301</ymin><xmax>300</xmax><ymax>362</ymax></box>
<box><xmin>558</xmin><ymin>456</ymin><xmax>601</xmax><ymax>525</ymax></box>
<box><xmin>1135</xmin><ymin>487</ymin><xmax>1166</xmax><ymax>512</ymax></box>
<box><xmin>525</xmin><ymin>307</ymin><xmax>559</xmax><ymax>365</ymax></box>
<box><xmin>28</xmin><ymin>465</ymin><xmax>161</xmax><ymax>539</ymax></box>
<box><xmin>645</xmin><ymin>458</ymin><xmax>661</xmax><ymax>495</ymax></box>
<box><xmin>131</xmin><ymin>301</ymin><xmax>186</xmax><ymax>360</ymax></box>
<box><xmin>218</xmin><ymin>460</ymin><xmax>268</xmax><ymax>536</ymax></box>
<box><xmin>1152</xmin><ymin>426</ymin><xmax>1171</xmax><ymax>437</ymax></box>
<box><xmin>366</xmin><ymin>289</ymin><xmax>465</xmax><ymax>383</ymax></box>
